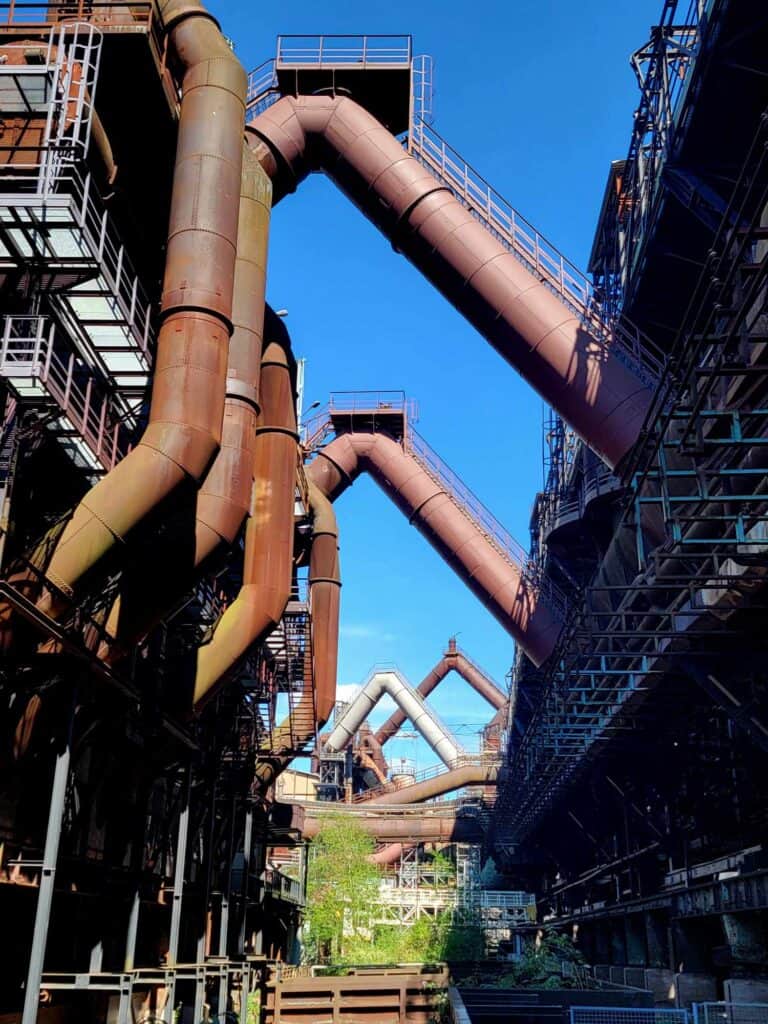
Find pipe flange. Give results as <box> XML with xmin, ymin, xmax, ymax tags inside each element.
<box><xmin>255</xmin><ymin>424</ymin><xmax>300</xmax><ymax>441</ymax></box>
<box><xmin>225</xmin><ymin>376</ymin><xmax>260</xmax><ymax>411</ymax></box>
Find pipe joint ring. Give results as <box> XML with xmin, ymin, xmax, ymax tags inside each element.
<box><xmin>225</xmin><ymin>377</ymin><xmax>260</xmax><ymax>411</ymax></box>
<box><xmin>160</xmin><ymin>4</ymin><xmax>221</xmax><ymax>34</ymax></box>
<box><xmin>309</xmin><ymin>576</ymin><xmax>342</xmax><ymax>587</ymax></box>
<box><xmin>313</xmin><ymin>450</ymin><xmax>353</xmax><ymax>489</ymax></box>
<box><xmin>407</xmin><ymin>489</ymin><xmax>447</xmax><ymax>525</ymax></box>
<box><xmin>391</xmin><ymin>184</ymin><xmax>454</xmax><ymax>251</ymax></box>
<box><xmin>255</xmin><ymin>425</ymin><xmax>299</xmax><ymax>441</ymax></box>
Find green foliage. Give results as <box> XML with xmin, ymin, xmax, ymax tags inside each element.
<box><xmin>246</xmin><ymin>991</ymin><xmax>261</xmax><ymax>1024</ymax></box>
<box><xmin>303</xmin><ymin>820</ymin><xmax>486</xmax><ymax>967</ymax></box>
<box><xmin>462</xmin><ymin>930</ymin><xmax>585</xmax><ymax>989</ymax></box>
<box><xmin>303</xmin><ymin>813</ymin><xmax>380</xmax><ymax>963</ymax></box>
<box><xmin>427</xmin><ymin>849</ymin><xmax>456</xmax><ymax>879</ymax></box>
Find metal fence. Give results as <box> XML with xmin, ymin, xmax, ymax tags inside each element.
<box><xmin>571</xmin><ymin>1009</ymin><xmax>689</xmax><ymax>1024</ymax></box>
<box><xmin>694</xmin><ymin>1006</ymin><xmax>768</xmax><ymax>1024</ymax></box>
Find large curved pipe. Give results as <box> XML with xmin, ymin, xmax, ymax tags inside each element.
<box><xmin>376</xmin><ymin>638</ymin><xmax>506</xmax><ymax>745</ymax></box>
<box><xmin>100</xmin><ymin>150</ymin><xmax>272</xmax><ymax>655</ymax></box>
<box><xmin>325</xmin><ymin>670</ymin><xmax>463</xmax><ymax>766</ymax></box>
<box><xmin>307</xmin><ymin>432</ymin><xmax>561</xmax><ymax>666</ymax></box>
<box><xmin>358</xmin><ymin>761</ymin><xmax>498</xmax><ymax>805</ymax></box>
<box><xmin>303</xmin><ymin>813</ymin><xmax>485</xmax><ymax>844</ymax></box>
<box><xmin>247</xmin><ymin>95</ymin><xmax>651</xmax><ymax>469</ymax></box>
<box><xmin>369</xmin><ymin>843</ymin><xmax>408</xmax><ymax>866</ymax></box>
<box><xmin>193</xmin><ymin>320</ymin><xmax>297</xmax><ymax>707</ymax></box>
<box><xmin>39</xmin><ymin>1</ymin><xmax>247</xmax><ymax>616</ymax></box>
<box><xmin>254</xmin><ymin>482</ymin><xmax>341</xmax><ymax>788</ymax></box>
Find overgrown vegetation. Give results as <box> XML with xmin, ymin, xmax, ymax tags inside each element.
<box><xmin>302</xmin><ymin>816</ymin><xmax>484</xmax><ymax>965</ymax></box>
<box><xmin>461</xmin><ymin>931</ymin><xmax>586</xmax><ymax>989</ymax></box>
<box><xmin>303</xmin><ymin>813</ymin><xmax>380</xmax><ymax>963</ymax></box>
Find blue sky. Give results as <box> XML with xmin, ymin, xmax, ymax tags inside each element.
<box><xmin>209</xmin><ymin>0</ymin><xmax>662</xmax><ymax>769</ymax></box>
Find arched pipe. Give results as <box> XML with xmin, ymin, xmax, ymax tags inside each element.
<box><xmin>306</xmin><ymin>432</ymin><xmax>562</xmax><ymax>667</ymax></box>
<box><xmin>247</xmin><ymin>94</ymin><xmax>652</xmax><ymax>469</ymax></box>
<box><xmin>325</xmin><ymin>669</ymin><xmax>463</xmax><ymax>766</ymax></box>
<box><xmin>376</xmin><ymin>637</ymin><xmax>506</xmax><ymax>745</ymax></box>
<box><xmin>38</xmin><ymin>0</ymin><xmax>247</xmax><ymax>616</ymax></box>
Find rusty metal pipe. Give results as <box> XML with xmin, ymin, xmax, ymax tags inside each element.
<box><xmin>369</xmin><ymin>843</ymin><xmax>410</xmax><ymax>865</ymax></box>
<box><xmin>307</xmin><ymin>484</ymin><xmax>342</xmax><ymax>729</ymax></box>
<box><xmin>248</xmin><ymin>95</ymin><xmax>651</xmax><ymax>469</ymax></box>
<box><xmin>38</xmin><ymin>1</ymin><xmax>247</xmax><ymax>616</ymax></box>
<box><xmin>376</xmin><ymin>638</ymin><xmax>506</xmax><ymax>745</ymax></box>
<box><xmin>90</xmin><ymin>107</ymin><xmax>118</xmax><ymax>185</ymax></box>
<box><xmin>303</xmin><ymin>814</ymin><xmax>484</xmax><ymax>844</ymax></box>
<box><xmin>254</xmin><ymin>481</ymin><xmax>340</xmax><ymax>787</ymax></box>
<box><xmin>193</xmin><ymin>328</ymin><xmax>297</xmax><ymax>707</ymax></box>
<box><xmin>363</xmin><ymin>761</ymin><xmax>498</xmax><ymax>805</ymax></box>
<box><xmin>359</xmin><ymin>726</ymin><xmax>389</xmax><ymax>779</ymax></box>
<box><xmin>359</xmin><ymin>750</ymin><xmax>388</xmax><ymax>787</ymax></box>
<box><xmin>101</xmin><ymin>149</ymin><xmax>271</xmax><ymax>655</ymax></box>
<box><xmin>306</xmin><ymin>432</ymin><xmax>562</xmax><ymax>666</ymax></box>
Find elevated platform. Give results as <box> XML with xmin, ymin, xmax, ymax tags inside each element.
<box><xmin>249</xmin><ymin>34</ymin><xmax>416</xmax><ymax>135</ymax></box>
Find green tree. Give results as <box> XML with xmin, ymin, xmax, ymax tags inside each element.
<box><xmin>303</xmin><ymin>813</ymin><xmax>381</xmax><ymax>962</ymax></box>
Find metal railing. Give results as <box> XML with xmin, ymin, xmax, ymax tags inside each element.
<box><xmin>0</xmin><ymin>163</ymin><xmax>154</xmax><ymax>407</ymax></box>
<box><xmin>407</xmin><ymin>425</ymin><xmax>529</xmax><ymax>569</ymax></box>
<box><xmin>570</xmin><ymin>1009</ymin><xmax>689</xmax><ymax>1024</ymax></box>
<box><xmin>0</xmin><ymin>2</ymin><xmax>156</xmax><ymax>28</ymax></box>
<box><xmin>276</xmin><ymin>34</ymin><xmax>412</xmax><ymax>67</ymax></box>
<box><xmin>329</xmin><ymin>389</ymin><xmax>414</xmax><ymax>418</ymax></box>
<box><xmin>694</xmin><ymin>1005</ymin><xmax>768</xmax><ymax>1024</ymax></box>
<box><xmin>407</xmin><ymin>117</ymin><xmax>665</xmax><ymax>383</ymax></box>
<box><xmin>245</xmin><ymin>58</ymin><xmax>279</xmax><ymax>118</ymax></box>
<box><xmin>0</xmin><ymin>316</ymin><xmax>130</xmax><ymax>470</ymax></box>
<box><xmin>406</xmin><ymin>426</ymin><xmax>568</xmax><ymax>615</ymax></box>
<box><xmin>304</xmin><ymin>392</ymin><xmax>567</xmax><ymax>615</ymax></box>
<box><xmin>352</xmin><ymin>752</ymin><xmax>499</xmax><ymax>803</ymax></box>
<box><xmin>263</xmin><ymin>867</ymin><xmax>303</xmax><ymax>905</ymax></box>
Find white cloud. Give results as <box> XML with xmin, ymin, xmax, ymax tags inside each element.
<box><xmin>339</xmin><ymin>622</ymin><xmax>396</xmax><ymax>643</ymax></box>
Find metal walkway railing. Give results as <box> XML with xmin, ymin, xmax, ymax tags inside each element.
<box><xmin>0</xmin><ymin>315</ymin><xmax>131</xmax><ymax>472</ymax></box>
<box><xmin>407</xmin><ymin>117</ymin><xmax>665</xmax><ymax>385</ymax></box>
<box><xmin>303</xmin><ymin>393</ymin><xmax>567</xmax><ymax>617</ymax></box>
<box><xmin>352</xmin><ymin>752</ymin><xmax>499</xmax><ymax>803</ymax></box>
<box><xmin>404</xmin><ymin>426</ymin><xmax>568</xmax><ymax>615</ymax></box>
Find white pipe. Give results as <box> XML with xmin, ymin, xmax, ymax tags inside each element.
<box><xmin>324</xmin><ymin>669</ymin><xmax>463</xmax><ymax>765</ymax></box>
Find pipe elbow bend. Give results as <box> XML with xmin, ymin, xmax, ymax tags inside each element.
<box><xmin>142</xmin><ymin>422</ymin><xmax>221</xmax><ymax>483</ymax></box>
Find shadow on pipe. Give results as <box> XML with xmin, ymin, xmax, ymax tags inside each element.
<box><xmin>37</xmin><ymin>0</ymin><xmax>247</xmax><ymax>617</ymax></box>
<box><xmin>306</xmin><ymin>431</ymin><xmax>561</xmax><ymax>666</ymax></box>
<box><xmin>247</xmin><ymin>95</ymin><xmax>652</xmax><ymax>470</ymax></box>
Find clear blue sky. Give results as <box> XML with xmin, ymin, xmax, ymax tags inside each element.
<box><xmin>209</xmin><ymin>0</ymin><xmax>661</xmax><ymax>768</ymax></box>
